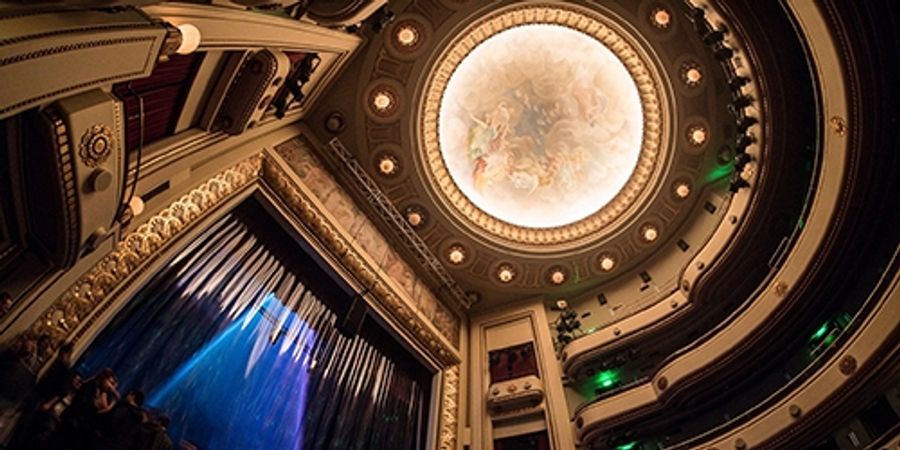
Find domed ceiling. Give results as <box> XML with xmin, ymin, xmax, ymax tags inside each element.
<box><xmin>436</xmin><ymin>23</ymin><xmax>644</xmax><ymax>229</ymax></box>
<box><xmin>309</xmin><ymin>1</ymin><xmax>760</xmax><ymax>310</ymax></box>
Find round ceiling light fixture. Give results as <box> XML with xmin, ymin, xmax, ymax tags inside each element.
<box><xmin>549</xmin><ymin>268</ymin><xmax>567</xmax><ymax>285</ymax></box>
<box><xmin>372</xmin><ymin>91</ymin><xmax>394</xmax><ymax>112</ymax></box>
<box><xmin>687</xmin><ymin>124</ymin><xmax>709</xmax><ymax>147</ymax></box>
<box><xmin>497</xmin><ymin>264</ymin><xmax>516</xmax><ymax>283</ymax></box>
<box><xmin>682</xmin><ymin>64</ymin><xmax>704</xmax><ymax>86</ymax></box>
<box><xmin>641</xmin><ymin>224</ymin><xmax>660</xmax><ymax>242</ymax></box>
<box><xmin>405</xmin><ymin>206</ymin><xmax>427</xmax><ymax>228</ymax></box>
<box><xmin>598</xmin><ymin>254</ymin><xmax>617</xmax><ymax>272</ymax></box>
<box><xmin>651</xmin><ymin>8</ymin><xmax>672</xmax><ymax>28</ymax></box>
<box><xmin>377</xmin><ymin>154</ymin><xmax>399</xmax><ymax>176</ymax></box>
<box><xmin>448</xmin><ymin>245</ymin><xmax>466</xmax><ymax>265</ymax></box>
<box><xmin>674</xmin><ymin>182</ymin><xmax>691</xmax><ymax>199</ymax></box>
<box><xmin>396</xmin><ymin>25</ymin><xmax>419</xmax><ymax>47</ymax></box>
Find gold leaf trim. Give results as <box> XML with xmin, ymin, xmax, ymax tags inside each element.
<box><xmin>28</xmin><ymin>155</ymin><xmax>263</xmax><ymax>352</ymax></box>
<box><xmin>439</xmin><ymin>365</ymin><xmax>460</xmax><ymax>450</ymax></box>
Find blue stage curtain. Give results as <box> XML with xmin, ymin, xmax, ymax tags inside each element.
<box><xmin>78</xmin><ymin>207</ymin><xmax>429</xmax><ymax>450</ymax></box>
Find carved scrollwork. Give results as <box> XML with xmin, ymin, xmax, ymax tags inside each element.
<box><xmin>439</xmin><ymin>365</ymin><xmax>460</xmax><ymax>450</ymax></box>
<box><xmin>28</xmin><ymin>155</ymin><xmax>262</xmax><ymax>358</ymax></box>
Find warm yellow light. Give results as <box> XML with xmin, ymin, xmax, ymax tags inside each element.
<box><xmin>407</xmin><ymin>211</ymin><xmax>422</xmax><ymax>227</ymax></box>
<box><xmin>642</xmin><ymin>225</ymin><xmax>659</xmax><ymax>242</ymax></box>
<box><xmin>373</xmin><ymin>92</ymin><xmax>393</xmax><ymax>111</ymax></box>
<box><xmin>448</xmin><ymin>247</ymin><xmax>465</xmax><ymax>264</ymax></box>
<box><xmin>497</xmin><ymin>266</ymin><xmax>515</xmax><ymax>283</ymax></box>
<box><xmin>599</xmin><ymin>255</ymin><xmax>616</xmax><ymax>272</ymax></box>
<box><xmin>652</xmin><ymin>9</ymin><xmax>671</xmax><ymax>28</ymax></box>
<box><xmin>686</xmin><ymin>68</ymin><xmax>703</xmax><ymax>84</ymax></box>
<box><xmin>176</xmin><ymin>23</ymin><xmax>201</xmax><ymax>55</ymax></box>
<box><xmin>378</xmin><ymin>157</ymin><xmax>396</xmax><ymax>175</ymax></box>
<box><xmin>396</xmin><ymin>26</ymin><xmax>418</xmax><ymax>46</ymax></box>
<box><xmin>550</xmin><ymin>270</ymin><xmax>566</xmax><ymax>285</ymax></box>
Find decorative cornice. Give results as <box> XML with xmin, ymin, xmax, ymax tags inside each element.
<box><xmin>419</xmin><ymin>4</ymin><xmax>667</xmax><ymax>250</ymax></box>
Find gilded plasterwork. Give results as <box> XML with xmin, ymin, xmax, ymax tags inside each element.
<box><xmin>439</xmin><ymin>365</ymin><xmax>460</xmax><ymax>450</ymax></box>
<box><xmin>29</xmin><ymin>156</ymin><xmax>263</xmax><ymax>352</ymax></box>
<box><xmin>420</xmin><ymin>4</ymin><xmax>667</xmax><ymax>248</ymax></box>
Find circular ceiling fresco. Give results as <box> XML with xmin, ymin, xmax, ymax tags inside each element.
<box><xmin>420</xmin><ymin>5</ymin><xmax>667</xmax><ymax>249</ymax></box>
<box><xmin>439</xmin><ymin>24</ymin><xmax>644</xmax><ymax>228</ymax></box>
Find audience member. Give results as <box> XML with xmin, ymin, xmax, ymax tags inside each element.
<box><xmin>58</xmin><ymin>368</ymin><xmax>119</xmax><ymax>450</ymax></box>
<box><xmin>0</xmin><ymin>335</ymin><xmax>38</xmax><ymax>446</ymax></box>
<box><xmin>141</xmin><ymin>414</ymin><xmax>174</xmax><ymax>450</ymax></box>
<box><xmin>98</xmin><ymin>389</ymin><xmax>145</xmax><ymax>450</ymax></box>
<box><xmin>36</xmin><ymin>342</ymin><xmax>75</xmax><ymax>403</ymax></box>
<box><xmin>0</xmin><ymin>345</ymin><xmax>178</xmax><ymax>450</ymax></box>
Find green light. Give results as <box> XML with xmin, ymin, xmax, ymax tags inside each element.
<box><xmin>705</xmin><ymin>163</ymin><xmax>733</xmax><ymax>183</ymax></box>
<box><xmin>811</xmin><ymin>322</ymin><xmax>829</xmax><ymax>341</ymax></box>
<box><xmin>616</xmin><ymin>442</ymin><xmax>639</xmax><ymax>450</ymax></box>
<box><xmin>594</xmin><ymin>370</ymin><xmax>620</xmax><ymax>392</ymax></box>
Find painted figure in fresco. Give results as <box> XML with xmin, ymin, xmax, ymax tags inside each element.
<box><xmin>468</xmin><ymin>101</ymin><xmax>514</xmax><ymax>191</ymax></box>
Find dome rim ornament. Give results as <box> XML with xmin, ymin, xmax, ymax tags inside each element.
<box><xmin>417</xmin><ymin>3</ymin><xmax>672</xmax><ymax>252</ymax></box>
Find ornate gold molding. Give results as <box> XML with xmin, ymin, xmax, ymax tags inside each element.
<box><xmin>261</xmin><ymin>155</ymin><xmax>461</xmax><ymax>367</ymax></box>
<box><xmin>419</xmin><ymin>4</ymin><xmax>668</xmax><ymax>249</ymax></box>
<box><xmin>439</xmin><ymin>365</ymin><xmax>460</xmax><ymax>450</ymax></box>
<box><xmin>28</xmin><ymin>155</ymin><xmax>263</xmax><ymax>355</ymax></box>
<box><xmin>78</xmin><ymin>123</ymin><xmax>114</xmax><ymax>168</ymax></box>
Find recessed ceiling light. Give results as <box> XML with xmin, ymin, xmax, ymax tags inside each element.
<box><xmin>688</xmin><ymin>125</ymin><xmax>708</xmax><ymax>146</ymax></box>
<box><xmin>378</xmin><ymin>155</ymin><xmax>398</xmax><ymax>176</ymax></box>
<box><xmin>642</xmin><ymin>225</ymin><xmax>660</xmax><ymax>242</ymax></box>
<box><xmin>396</xmin><ymin>25</ymin><xmax>419</xmax><ymax>47</ymax></box>
<box><xmin>651</xmin><ymin>8</ymin><xmax>671</xmax><ymax>28</ymax></box>
<box><xmin>448</xmin><ymin>245</ymin><xmax>466</xmax><ymax>265</ymax></box>
<box><xmin>686</xmin><ymin>68</ymin><xmax>702</xmax><ymax>85</ymax></box>
<box><xmin>599</xmin><ymin>255</ymin><xmax>616</xmax><ymax>272</ymax></box>
<box><xmin>550</xmin><ymin>269</ymin><xmax>566</xmax><ymax>285</ymax></box>
<box><xmin>405</xmin><ymin>208</ymin><xmax>425</xmax><ymax>228</ymax></box>
<box><xmin>372</xmin><ymin>91</ymin><xmax>393</xmax><ymax>111</ymax></box>
<box><xmin>497</xmin><ymin>265</ymin><xmax>515</xmax><ymax>283</ymax></box>
<box><xmin>675</xmin><ymin>182</ymin><xmax>691</xmax><ymax>199</ymax></box>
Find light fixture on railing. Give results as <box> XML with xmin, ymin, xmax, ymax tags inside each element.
<box><xmin>176</xmin><ymin>23</ymin><xmax>201</xmax><ymax>55</ymax></box>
